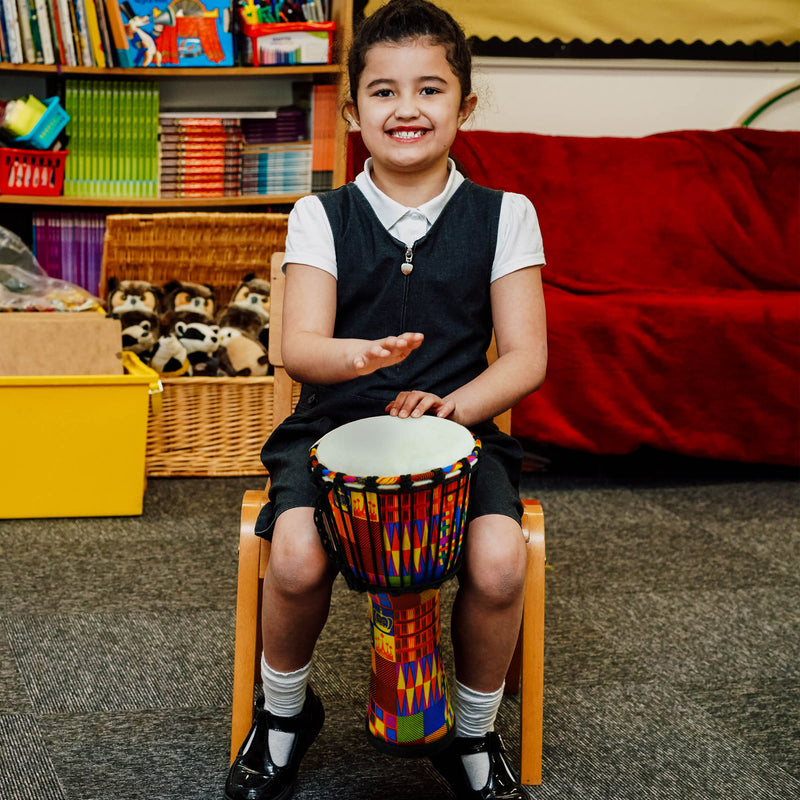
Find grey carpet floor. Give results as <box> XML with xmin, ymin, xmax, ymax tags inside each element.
<box><xmin>1</xmin><ymin>449</ymin><xmax>798</xmax><ymax>799</ymax></box>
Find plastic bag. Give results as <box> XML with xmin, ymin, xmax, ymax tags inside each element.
<box><xmin>0</xmin><ymin>227</ymin><xmax>102</xmax><ymax>312</ymax></box>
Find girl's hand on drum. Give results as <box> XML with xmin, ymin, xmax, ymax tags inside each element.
<box><xmin>352</xmin><ymin>332</ymin><xmax>424</xmax><ymax>375</ymax></box>
<box><xmin>385</xmin><ymin>391</ymin><xmax>456</xmax><ymax>420</ymax></box>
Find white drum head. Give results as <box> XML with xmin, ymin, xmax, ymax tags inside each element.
<box><xmin>314</xmin><ymin>415</ymin><xmax>475</xmax><ymax>477</ymax></box>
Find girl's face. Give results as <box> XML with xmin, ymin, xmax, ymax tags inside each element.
<box><xmin>348</xmin><ymin>39</ymin><xmax>476</xmax><ymax>183</ymax></box>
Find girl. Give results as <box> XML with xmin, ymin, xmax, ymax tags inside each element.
<box><xmin>226</xmin><ymin>2</ymin><xmax>547</xmax><ymax>798</ymax></box>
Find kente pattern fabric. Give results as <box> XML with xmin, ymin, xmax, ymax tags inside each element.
<box><xmin>367</xmin><ymin>590</ymin><xmax>454</xmax><ymax>755</ymax></box>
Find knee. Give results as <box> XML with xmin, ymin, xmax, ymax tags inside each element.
<box><xmin>461</xmin><ymin>518</ymin><xmax>527</xmax><ymax>608</ymax></box>
<box><xmin>268</xmin><ymin>509</ymin><xmax>335</xmax><ymax>597</ymax></box>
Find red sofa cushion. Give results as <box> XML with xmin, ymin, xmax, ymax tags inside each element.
<box><xmin>515</xmin><ymin>288</ymin><xmax>800</xmax><ymax>465</ymax></box>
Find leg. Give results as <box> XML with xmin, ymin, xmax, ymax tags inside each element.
<box><xmin>261</xmin><ymin>507</ymin><xmax>339</xmax><ymax>672</ymax></box>
<box><xmin>226</xmin><ymin>507</ymin><xmax>336</xmax><ymax>800</ymax></box>
<box><xmin>452</xmin><ymin>514</ymin><xmax>527</xmax><ymax>691</ymax></box>
<box><xmin>432</xmin><ymin>514</ymin><xmax>528</xmax><ymax>800</ymax></box>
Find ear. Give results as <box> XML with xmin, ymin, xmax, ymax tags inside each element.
<box><xmin>458</xmin><ymin>92</ymin><xmax>478</xmax><ymax>128</ymax></box>
<box><xmin>344</xmin><ymin>96</ymin><xmax>360</xmax><ymax>128</ymax></box>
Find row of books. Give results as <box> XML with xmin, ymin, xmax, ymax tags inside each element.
<box><xmin>32</xmin><ymin>211</ymin><xmax>105</xmax><ymax>294</ymax></box>
<box><xmin>0</xmin><ymin>0</ymin><xmax>339</xmax><ymax>67</ymax></box>
<box><xmin>63</xmin><ymin>78</ymin><xmax>160</xmax><ymax>198</ymax></box>
<box><xmin>57</xmin><ymin>79</ymin><xmax>335</xmax><ymax>198</ymax></box>
<box><xmin>159</xmin><ymin>114</ymin><xmax>244</xmax><ymax>198</ymax></box>
<box><xmin>0</xmin><ymin>0</ymin><xmax>132</xmax><ymax>67</ymax></box>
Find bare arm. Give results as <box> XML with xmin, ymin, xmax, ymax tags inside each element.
<box><xmin>386</xmin><ymin>265</ymin><xmax>547</xmax><ymax>427</ymax></box>
<box><xmin>281</xmin><ymin>262</ymin><xmax>424</xmax><ymax>384</ymax></box>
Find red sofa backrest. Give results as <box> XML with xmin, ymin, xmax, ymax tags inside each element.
<box><xmin>347</xmin><ymin>128</ymin><xmax>800</xmax><ymax>293</ymax></box>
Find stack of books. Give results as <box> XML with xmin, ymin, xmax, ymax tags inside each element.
<box><xmin>63</xmin><ymin>79</ymin><xmax>159</xmax><ymax>198</ymax></box>
<box><xmin>240</xmin><ymin>107</ymin><xmax>311</xmax><ymax>196</ymax></box>
<box><xmin>0</xmin><ymin>0</ymin><xmax>235</xmax><ymax>67</ymax></box>
<box><xmin>1</xmin><ymin>0</ymin><xmax>133</xmax><ymax>67</ymax></box>
<box><xmin>32</xmin><ymin>211</ymin><xmax>106</xmax><ymax>293</ymax></box>
<box><xmin>311</xmin><ymin>84</ymin><xmax>336</xmax><ymax>191</ymax></box>
<box><xmin>159</xmin><ymin>114</ymin><xmax>244</xmax><ymax>198</ymax></box>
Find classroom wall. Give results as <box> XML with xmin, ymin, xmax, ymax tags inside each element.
<box><xmin>466</xmin><ymin>58</ymin><xmax>800</xmax><ymax>136</ymax></box>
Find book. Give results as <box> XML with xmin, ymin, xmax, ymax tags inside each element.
<box><xmin>46</xmin><ymin>0</ymin><xmax>65</xmax><ymax>63</ymax></box>
<box><xmin>91</xmin><ymin>0</ymin><xmax>113</xmax><ymax>67</ymax></box>
<box><xmin>73</xmin><ymin>0</ymin><xmax>94</xmax><ymax>65</ymax></box>
<box><xmin>82</xmin><ymin>0</ymin><xmax>105</xmax><ymax>66</ymax></box>
<box><xmin>33</xmin><ymin>0</ymin><xmax>55</xmax><ymax>62</ymax></box>
<box><xmin>102</xmin><ymin>0</ymin><xmax>131</xmax><ymax>66</ymax></box>
<box><xmin>24</xmin><ymin>0</ymin><xmax>44</xmax><ymax>62</ymax></box>
<box><xmin>1</xmin><ymin>0</ymin><xmax>24</xmax><ymax>62</ymax></box>
<box><xmin>122</xmin><ymin>0</ymin><xmax>234</xmax><ymax>67</ymax></box>
<box><xmin>15</xmin><ymin>0</ymin><xmax>36</xmax><ymax>62</ymax></box>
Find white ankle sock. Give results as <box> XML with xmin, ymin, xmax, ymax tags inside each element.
<box><xmin>261</xmin><ymin>655</ymin><xmax>312</xmax><ymax>767</ymax></box>
<box><xmin>453</xmin><ymin>679</ymin><xmax>504</xmax><ymax>790</ymax></box>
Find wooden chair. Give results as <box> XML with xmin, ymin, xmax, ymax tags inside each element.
<box><xmin>230</xmin><ymin>254</ymin><xmax>546</xmax><ymax>785</ymax></box>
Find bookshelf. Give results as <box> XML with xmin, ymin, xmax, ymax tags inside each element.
<box><xmin>0</xmin><ymin>0</ymin><xmax>353</xmax><ymax>208</ymax></box>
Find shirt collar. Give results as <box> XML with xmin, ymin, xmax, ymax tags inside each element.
<box><xmin>354</xmin><ymin>157</ymin><xmax>465</xmax><ymax>230</ymax></box>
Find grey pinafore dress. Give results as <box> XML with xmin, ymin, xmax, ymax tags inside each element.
<box><xmin>255</xmin><ymin>180</ymin><xmax>523</xmax><ymax>539</ymax></box>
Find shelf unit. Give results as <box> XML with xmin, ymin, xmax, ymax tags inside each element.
<box><xmin>0</xmin><ymin>0</ymin><xmax>353</xmax><ymax>208</ymax></box>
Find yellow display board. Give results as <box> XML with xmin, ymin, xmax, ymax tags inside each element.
<box><xmin>364</xmin><ymin>0</ymin><xmax>799</xmax><ymax>46</ymax></box>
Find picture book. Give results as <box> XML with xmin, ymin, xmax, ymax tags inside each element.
<box><xmin>118</xmin><ymin>0</ymin><xmax>233</xmax><ymax>67</ymax></box>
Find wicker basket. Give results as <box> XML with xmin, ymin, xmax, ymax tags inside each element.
<box><xmin>100</xmin><ymin>212</ymin><xmax>288</xmax><ymax>305</ymax></box>
<box><xmin>101</xmin><ymin>212</ymin><xmax>292</xmax><ymax>477</ymax></box>
<box><xmin>146</xmin><ymin>376</ymin><xmax>302</xmax><ymax>477</ymax></box>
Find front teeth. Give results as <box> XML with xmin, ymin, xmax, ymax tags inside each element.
<box><xmin>391</xmin><ymin>130</ymin><xmax>426</xmax><ymax>139</ymax></box>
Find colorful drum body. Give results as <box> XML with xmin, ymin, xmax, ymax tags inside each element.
<box><xmin>310</xmin><ymin>415</ymin><xmax>480</xmax><ymax>594</ymax></box>
<box><xmin>309</xmin><ymin>415</ymin><xmax>480</xmax><ymax>756</ymax></box>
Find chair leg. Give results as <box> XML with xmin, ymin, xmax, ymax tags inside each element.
<box><xmin>230</xmin><ymin>490</ymin><xmax>266</xmax><ymax>764</ymax></box>
<box><xmin>519</xmin><ymin>499</ymin><xmax>545</xmax><ymax>786</ymax></box>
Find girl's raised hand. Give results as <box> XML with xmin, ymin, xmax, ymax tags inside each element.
<box><xmin>353</xmin><ymin>332</ymin><xmax>424</xmax><ymax>375</ymax></box>
<box><xmin>385</xmin><ymin>390</ymin><xmax>456</xmax><ymax>420</ymax></box>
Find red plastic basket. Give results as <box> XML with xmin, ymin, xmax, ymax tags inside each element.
<box><xmin>0</xmin><ymin>148</ymin><xmax>68</xmax><ymax>196</ymax></box>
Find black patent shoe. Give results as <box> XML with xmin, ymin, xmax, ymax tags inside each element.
<box><xmin>225</xmin><ymin>687</ymin><xmax>325</xmax><ymax>800</ymax></box>
<box><xmin>430</xmin><ymin>732</ymin><xmax>527</xmax><ymax>800</ymax></box>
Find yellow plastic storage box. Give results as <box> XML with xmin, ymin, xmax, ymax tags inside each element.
<box><xmin>0</xmin><ymin>353</ymin><xmax>162</xmax><ymax>519</ymax></box>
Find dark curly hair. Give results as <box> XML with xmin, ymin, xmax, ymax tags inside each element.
<box><xmin>347</xmin><ymin>0</ymin><xmax>473</xmax><ymax>109</ymax></box>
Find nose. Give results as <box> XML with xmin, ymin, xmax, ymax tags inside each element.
<box><xmin>394</xmin><ymin>93</ymin><xmax>420</xmax><ymax>120</ymax></box>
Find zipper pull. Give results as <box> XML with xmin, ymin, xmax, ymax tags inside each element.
<box><xmin>401</xmin><ymin>246</ymin><xmax>413</xmax><ymax>275</ymax></box>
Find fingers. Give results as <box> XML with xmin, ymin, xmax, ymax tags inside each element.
<box><xmin>353</xmin><ymin>332</ymin><xmax>424</xmax><ymax>374</ymax></box>
<box><xmin>385</xmin><ymin>391</ymin><xmax>455</xmax><ymax>420</ymax></box>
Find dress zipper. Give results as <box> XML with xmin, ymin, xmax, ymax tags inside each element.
<box><xmin>401</xmin><ymin>246</ymin><xmax>414</xmax><ymax>275</ymax></box>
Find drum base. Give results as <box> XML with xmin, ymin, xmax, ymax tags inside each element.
<box><xmin>365</xmin><ymin>718</ymin><xmax>456</xmax><ymax>758</ymax></box>
<box><xmin>366</xmin><ymin>590</ymin><xmax>456</xmax><ymax>758</ymax></box>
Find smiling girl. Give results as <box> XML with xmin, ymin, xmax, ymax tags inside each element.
<box><xmin>225</xmin><ymin>2</ymin><xmax>547</xmax><ymax>799</ymax></box>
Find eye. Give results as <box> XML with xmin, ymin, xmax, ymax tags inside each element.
<box><xmin>421</xmin><ymin>87</ymin><xmax>441</xmax><ymax>96</ymax></box>
<box><xmin>373</xmin><ymin>88</ymin><xmax>393</xmax><ymax>98</ymax></box>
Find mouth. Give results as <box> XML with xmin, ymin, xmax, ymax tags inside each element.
<box><xmin>387</xmin><ymin>127</ymin><xmax>430</xmax><ymax>140</ymax></box>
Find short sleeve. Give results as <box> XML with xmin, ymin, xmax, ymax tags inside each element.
<box><xmin>491</xmin><ymin>193</ymin><xmax>546</xmax><ymax>283</ymax></box>
<box><xmin>282</xmin><ymin>194</ymin><xmax>337</xmax><ymax>278</ymax></box>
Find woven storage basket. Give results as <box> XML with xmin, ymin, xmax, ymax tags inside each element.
<box><xmin>101</xmin><ymin>212</ymin><xmax>292</xmax><ymax>477</ymax></box>
<box><xmin>146</xmin><ymin>376</ymin><xmax>302</xmax><ymax>477</ymax></box>
<box><xmin>100</xmin><ymin>212</ymin><xmax>288</xmax><ymax>305</ymax></box>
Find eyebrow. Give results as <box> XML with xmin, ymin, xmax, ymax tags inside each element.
<box><xmin>364</xmin><ymin>75</ymin><xmax>449</xmax><ymax>90</ymax></box>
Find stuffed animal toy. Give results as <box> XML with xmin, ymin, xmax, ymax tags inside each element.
<box><xmin>173</xmin><ymin>319</ymin><xmax>222</xmax><ymax>376</ymax></box>
<box><xmin>150</xmin><ymin>334</ymin><xmax>191</xmax><ymax>377</ymax></box>
<box><xmin>111</xmin><ymin>308</ymin><xmax>160</xmax><ymax>360</ymax></box>
<box><xmin>161</xmin><ymin>280</ymin><xmax>217</xmax><ymax>333</ymax></box>
<box><xmin>106</xmin><ymin>278</ymin><xmax>161</xmax><ymax>316</ymax></box>
<box><xmin>217</xmin><ymin>274</ymin><xmax>270</xmax><ymax>348</ymax></box>
<box><xmin>217</xmin><ymin>327</ymin><xmax>270</xmax><ymax>377</ymax></box>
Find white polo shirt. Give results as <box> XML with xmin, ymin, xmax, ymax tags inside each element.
<box><xmin>284</xmin><ymin>158</ymin><xmax>545</xmax><ymax>282</ymax></box>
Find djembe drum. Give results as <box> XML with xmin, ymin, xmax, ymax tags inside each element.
<box><xmin>310</xmin><ymin>415</ymin><xmax>480</xmax><ymax>757</ymax></box>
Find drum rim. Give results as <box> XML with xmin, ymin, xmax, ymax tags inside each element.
<box><xmin>309</xmin><ymin>438</ymin><xmax>481</xmax><ymax>490</ymax></box>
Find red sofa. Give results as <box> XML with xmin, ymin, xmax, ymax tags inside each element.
<box><xmin>347</xmin><ymin>129</ymin><xmax>800</xmax><ymax>466</ymax></box>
